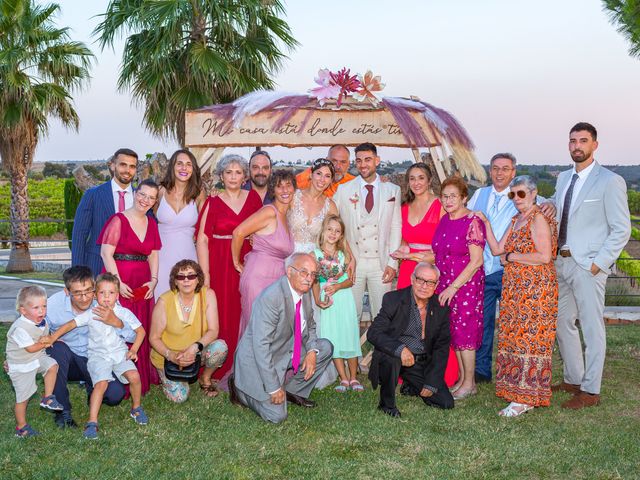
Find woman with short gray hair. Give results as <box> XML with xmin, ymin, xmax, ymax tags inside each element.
<box><xmin>476</xmin><ymin>174</ymin><xmax>558</xmax><ymax>417</ymax></box>
<box><xmin>195</xmin><ymin>154</ymin><xmax>263</xmax><ymax>389</ymax></box>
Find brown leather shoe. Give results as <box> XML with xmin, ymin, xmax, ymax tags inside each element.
<box><xmin>561</xmin><ymin>391</ymin><xmax>601</xmax><ymax>410</ymax></box>
<box><xmin>227</xmin><ymin>374</ymin><xmax>243</xmax><ymax>407</ymax></box>
<box><xmin>551</xmin><ymin>381</ymin><xmax>581</xmax><ymax>395</ymax></box>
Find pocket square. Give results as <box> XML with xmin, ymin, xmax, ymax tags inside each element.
<box><xmin>387</xmin><ymin>197</ymin><xmax>396</xmax><ymax>202</ymax></box>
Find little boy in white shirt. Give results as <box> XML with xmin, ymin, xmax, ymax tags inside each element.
<box><xmin>50</xmin><ymin>273</ymin><xmax>147</xmax><ymax>439</ymax></box>
<box><xmin>6</xmin><ymin>286</ymin><xmax>64</xmax><ymax>438</ymax></box>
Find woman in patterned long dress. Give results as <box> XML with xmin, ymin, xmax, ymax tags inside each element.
<box><xmin>196</xmin><ymin>155</ymin><xmax>262</xmax><ymax>389</ymax></box>
<box><xmin>231</xmin><ymin>170</ymin><xmax>296</xmax><ymax>339</ymax></box>
<box><xmin>478</xmin><ymin>175</ymin><xmax>558</xmax><ymax>417</ymax></box>
<box><xmin>154</xmin><ymin>149</ymin><xmax>205</xmax><ymax>300</ymax></box>
<box><xmin>99</xmin><ymin>180</ymin><xmax>162</xmax><ymax>395</ymax></box>
<box><xmin>432</xmin><ymin>176</ymin><xmax>486</xmax><ymax>401</ymax></box>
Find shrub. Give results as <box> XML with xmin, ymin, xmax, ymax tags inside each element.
<box><xmin>64</xmin><ymin>179</ymin><xmax>83</xmax><ymax>249</ymax></box>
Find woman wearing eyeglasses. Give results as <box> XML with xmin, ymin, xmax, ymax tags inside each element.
<box><xmin>98</xmin><ymin>179</ymin><xmax>162</xmax><ymax>395</ymax></box>
<box><xmin>431</xmin><ymin>176</ymin><xmax>486</xmax><ymax>401</ymax></box>
<box><xmin>476</xmin><ymin>175</ymin><xmax>558</xmax><ymax>417</ymax></box>
<box><xmin>149</xmin><ymin>260</ymin><xmax>228</xmax><ymax>401</ymax></box>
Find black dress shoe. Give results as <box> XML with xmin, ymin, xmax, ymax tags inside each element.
<box><xmin>475</xmin><ymin>373</ymin><xmax>492</xmax><ymax>384</ymax></box>
<box><xmin>377</xmin><ymin>405</ymin><xmax>401</xmax><ymax>418</ymax></box>
<box><xmin>400</xmin><ymin>383</ymin><xmax>418</xmax><ymax>397</ymax></box>
<box><xmin>54</xmin><ymin>411</ymin><xmax>78</xmax><ymax>429</ymax></box>
<box><xmin>286</xmin><ymin>392</ymin><xmax>316</xmax><ymax>408</ymax></box>
<box><xmin>227</xmin><ymin>374</ymin><xmax>243</xmax><ymax>407</ymax></box>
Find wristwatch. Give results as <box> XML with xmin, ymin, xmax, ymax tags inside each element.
<box><xmin>195</xmin><ymin>342</ymin><xmax>204</xmax><ymax>353</ymax></box>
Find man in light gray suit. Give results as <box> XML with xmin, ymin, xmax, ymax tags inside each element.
<box><xmin>542</xmin><ymin>122</ymin><xmax>630</xmax><ymax>410</ymax></box>
<box><xmin>229</xmin><ymin>253</ymin><xmax>333</xmax><ymax>423</ymax></box>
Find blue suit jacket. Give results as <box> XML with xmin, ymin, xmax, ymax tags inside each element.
<box><xmin>71</xmin><ymin>182</ymin><xmax>115</xmax><ymax>276</ymax></box>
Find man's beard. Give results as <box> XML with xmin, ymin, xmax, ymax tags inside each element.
<box><xmin>571</xmin><ymin>150</ymin><xmax>589</xmax><ymax>163</ymax></box>
<box><xmin>333</xmin><ymin>172</ymin><xmax>344</xmax><ymax>182</ymax></box>
<box><xmin>251</xmin><ymin>174</ymin><xmax>268</xmax><ymax>187</ymax></box>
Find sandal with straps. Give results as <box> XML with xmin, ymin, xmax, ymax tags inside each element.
<box><xmin>499</xmin><ymin>402</ymin><xmax>534</xmax><ymax>417</ymax></box>
<box><xmin>349</xmin><ymin>380</ymin><xmax>364</xmax><ymax>392</ymax></box>
<box><xmin>334</xmin><ymin>380</ymin><xmax>349</xmax><ymax>393</ymax></box>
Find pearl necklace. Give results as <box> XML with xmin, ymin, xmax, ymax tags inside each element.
<box><xmin>178</xmin><ymin>294</ymin><xmax>194</xmax><ymax>313</ymax></box>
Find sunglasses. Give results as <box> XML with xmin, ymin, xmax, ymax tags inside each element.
<box><xmin>508</xmin><ymin>190</ymin><xmax>528</xmax><ymax>200</ymax></box>
<box><xmin>175</xmin><ymin>274</ymin><xmax>198</xmax><ymax>281</ymax></box>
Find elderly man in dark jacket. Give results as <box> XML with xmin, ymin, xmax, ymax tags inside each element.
<box><xmin>368</xmin><ymin>262</ymin><xmax>454</xmax><ymax>417</ymax></box>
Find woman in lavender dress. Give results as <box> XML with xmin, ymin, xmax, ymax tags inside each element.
<box><xmin>154</xmin><ymin>149</ymin><xmax>205</xmax><ymax>300</ymax></box>
<box><xmin>432</xmin><ymin>176</ymin><xmax>486</xmax><ymax>400</ymax></box>
<box><xmin>231</xmin><ymin>170</ymin><xmax>296</xmax><ymax>338</ymax></box>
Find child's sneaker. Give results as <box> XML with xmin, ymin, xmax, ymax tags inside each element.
<box><xmin>83</xmin><ymin>422</ymin><xmax>99</xmax><ymax>440</ymax></box>
<box><xmin>130</xmin><ymin>406</ymin><xmax>148</xmax><ymax>425</ymax></box>
<box><xmin>15</xmin><ymin>424</ymin><xmax>39</xmax><ymax>438</ymax></box>
<box><xmin>40</xmin><ymin>395</ymin><xmax>64</xmax><ymax>412</ymax></box>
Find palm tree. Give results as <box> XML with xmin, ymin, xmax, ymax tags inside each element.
<box><xmin>603</xmin><ymin>0</ymin><xmax>640</xmax><ymax>58</ymax></box>
<box><xmin>94</xmin><ymin>0</ymin><xmax>298</xmax><ymax>146</ymax></box>
<box><xmin>0</xmin><ymin>0</ymin><xmax>93</xmax><ymax>272</ymax></box>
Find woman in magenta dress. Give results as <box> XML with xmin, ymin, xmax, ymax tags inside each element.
<box><xmin>99</xmin><ymin>179</ymin><xmax>162</xmax><ymax>395</ymax></box>
<box><xmin>196</xmin><ymin>154</ymin><xmax>262</xmax><ymax>387</ymax></box>
<box><xmin>231</xmin><ymin>170</ymin><xmax>296</xmax><ymax>338</ymax></box>
<box><xmin>432</xmin><ymin>176</ymin><xmax>486</xmax><ymax>400</ymax></box>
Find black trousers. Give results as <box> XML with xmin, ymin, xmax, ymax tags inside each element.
<box><xmin>377</xmin><ymin>351</ymin><xmax>454</xmax><ymax>410</ymax></box>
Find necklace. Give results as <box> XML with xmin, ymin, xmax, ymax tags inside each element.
<box><xmin>177</xmin><ymin>294</ymin><xmax>194</xmax><ymax>313</ymax></box>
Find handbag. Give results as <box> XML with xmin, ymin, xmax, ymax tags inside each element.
<box><xmin>164</xmin><ymin>289</ymin><xmax>206</xmax><ymax>384</ymax></box>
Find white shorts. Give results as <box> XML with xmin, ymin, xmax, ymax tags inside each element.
<box><xmin>9</xmin><ymin>356</ymin><xmax>58</xmax><ymax>403</ymax></box>
<box><xmin>87</xmin><ymin>356</ymin><xmax>137</xmax><ymax>384</ymax></box>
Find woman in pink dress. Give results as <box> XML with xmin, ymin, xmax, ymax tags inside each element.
<box><xmin>231</xmin><ymin>170</ymin><xmax>296</xmax><ymax>337</ymax></box>
<box><xmin>154</xmin><ymin>149</ymin><xmax>206</xmax><ymax>300</ymax></box>
<box><xmin>99</xmin><ymin>179</ymin><xmax>162</xmax><ymax>395</ymax></box>
<box><xmin>196</xmin><ymin>154</ymin><xmax>262</xmax><ymax>388</ymax></box>
<box><xmin>432</xmin><ymin>176</ymin><xmax>486</xmax><ymax>400</ymax></box>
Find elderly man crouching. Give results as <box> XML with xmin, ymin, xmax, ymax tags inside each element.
<box><xmin>229</xmin><ymin>253</ymin><xmax>333</xmax><ymax>423</ymax></box>
<box><xmin>368</xmin><ymin>262</ymin><xmax>454</xmax><ymax>417</ymax></box>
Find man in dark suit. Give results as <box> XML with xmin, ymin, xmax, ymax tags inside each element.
<box><xmin>368</xmin><ymin>262</ymin><xmax>454</xmax><ymax>417</ymax></box>
<box><xmin>71</xmin><ymin>148</ymin><xmax>138</xmax><ymax>276</ymax></box>
<box><xmin>230</xmin><ymin>253</ymin><xmax>333</xmax><ymax>423</ymax></box>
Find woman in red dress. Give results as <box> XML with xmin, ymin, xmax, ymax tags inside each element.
<box><xmin>196</xmin><ymin>154</ymin><xmax>262</xmax><ymax>389</ymax></box>
<box><xmin>391</xmin><ymin>163</ymin><xmax>458</xmax><ymax>388</ymax></box>
<box><xmin>99</xmin><ymin>179</ymin><xmax>162</xmax><ymax>395</ymax></box>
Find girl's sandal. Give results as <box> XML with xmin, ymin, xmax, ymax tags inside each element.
<box><xmin>334</xmin><ymin>380</ymin><xmax>349</xmax><ymax>393</ymax></box>
<box><xmin>349</xmin><ymin>380</ymin><xmax>365</xmax><ymax>392</ymax></box>
<box><xmin>498</xmin><ymin>402</ymin><xmax>534</xmax><ymax>417</ymax></box>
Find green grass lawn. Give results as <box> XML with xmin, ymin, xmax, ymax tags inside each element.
<box><xmin>1</xmin><ymin>325</ymin><xmax>639</xmax><ymax>479</ymax></box>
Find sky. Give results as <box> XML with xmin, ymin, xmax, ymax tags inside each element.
<box><xmin>36</xmin><ymin>0</ymin><xmax>640</xmax><ymax>167</ymax></box>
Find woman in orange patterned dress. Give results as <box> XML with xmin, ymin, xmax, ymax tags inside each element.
<box><xmin>477</xmin><ymin>175</ymin><xmax>558</xmax><ymax>417</ymax></box>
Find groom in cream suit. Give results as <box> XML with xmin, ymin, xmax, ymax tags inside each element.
<box><xmin>543</xmin><ymin>122</ymin><xmax>630</xmax><ymax>410</ymax></box>
<box><xmin>334</xmin><ymin>142</ymin><xmax>402</xmax><ymax>321</ymax></box>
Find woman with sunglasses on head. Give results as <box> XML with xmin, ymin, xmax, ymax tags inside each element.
<box><xmin>431</xmin><ymin>176</ymin><xmax>486</xmax><ymax>401</ymax></box>
<box><xmin>98</xmin><ymin>179</ymin><xmax>163</xmax><ymax>395</ymax></box>
<box><xmin>196</xmin><ymin>154</ymin><xmax>262</xmax><ymax>389</ymax></box>
<box><xmin>476</xmin><ymin>175</ymin><xmax>558</xmax><ymax>417</ymax></box>
<box><xmin>150</xmin><ymin>260</ymin><xmax>228</xmax><ymax>401</ymax></box>
<box><xmin>154</xmin><ymin>149</ymin><xmax>206</xmax><ymax>301</ymax></box>
<box><xmin>231</xmin><ymin>169</ymin><xmax>296</xmax><ymax>340</ymax></box>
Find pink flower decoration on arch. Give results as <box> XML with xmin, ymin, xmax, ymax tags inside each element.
<box><xmin>308</xmin><ymin>69</ymin><xmax>340</xmax><ymax>106</ymax></box>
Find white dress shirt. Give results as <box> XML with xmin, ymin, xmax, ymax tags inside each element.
<box><xmin>74</xmin><ymin>303</ymin><xmax>141</xmax><ymax>362</ymax></box>
<box><xmin>359</xmin><ymin>174</ymin><xmax>381</xmax><ymax>209</ymax></box>
<box><xmin>110</xmin><ymin>178</ymin><xmax>134</xmax><ymax>212</ymax></box>
<box><xmin>7</xmin><ymin>316</ymin><xmax>46</xmax><ymax>373</ymax></box>
<box><xmin>561</xmin><ymin>161</ymin><xmax>596</xmax><ymax>217</ymax></box>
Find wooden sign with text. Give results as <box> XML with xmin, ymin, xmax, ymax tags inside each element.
<box><xmin>185</xmin><ymin>107</ymin><xmax>442</xmax><ymax>148</ymax></box>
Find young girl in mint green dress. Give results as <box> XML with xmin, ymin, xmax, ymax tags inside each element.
<box><xmin>312</xmin><ymin>215</ymin><xmax>363</xmax><ymax>393</ymax></box>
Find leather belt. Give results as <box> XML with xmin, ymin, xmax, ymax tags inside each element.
<box><xmin>558</xmin><ymin>249</ymin><xmax>572</xmax><ymax>258</ymax></box>
<box><xmin>113</xmin><ymin>253</ymin><xmax>148</xmax><ymax>261</ymax></box>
